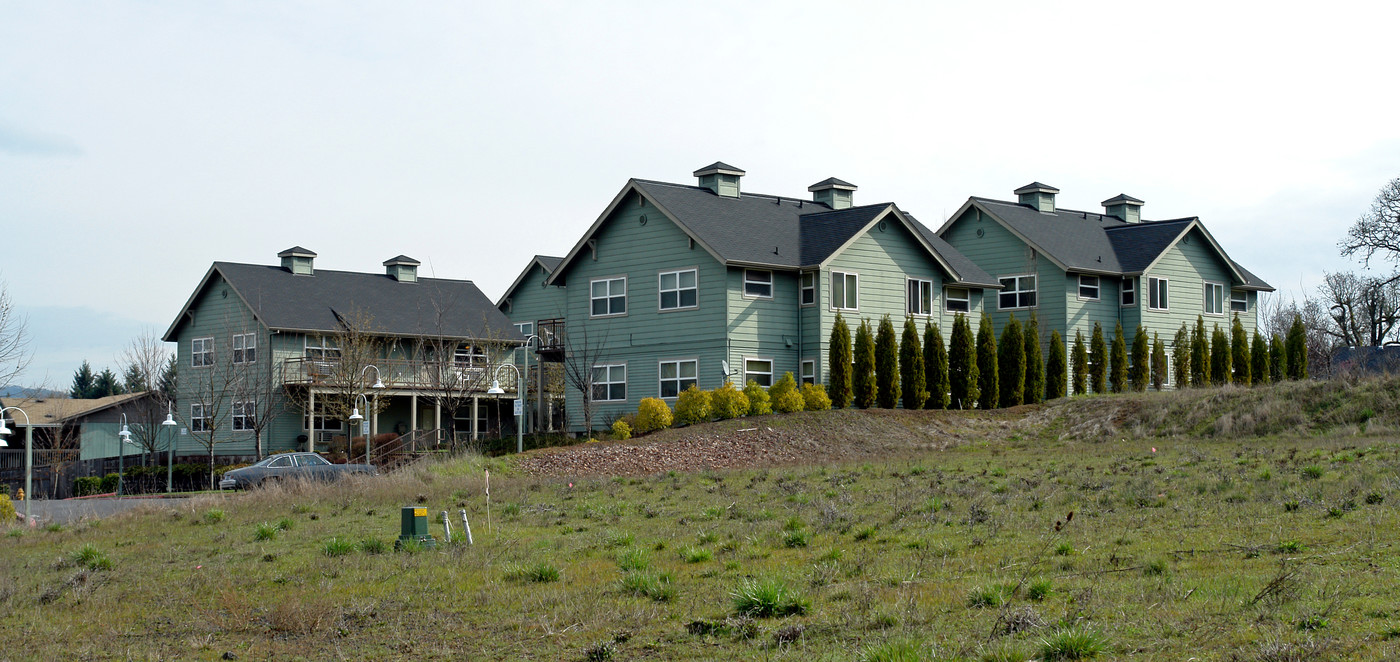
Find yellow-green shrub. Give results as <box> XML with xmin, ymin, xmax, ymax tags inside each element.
<box><xmin>801</xmin><ymin>382</ymin><xmax>832</xmax><ymax>411</ymax></box>
<box><xmin>611</xmin><ymin>419</ymin><xmax>632</xmax><ymax>441</ymax></box>
<box><xmin>0</xmin><ymin>493</ymin><xmax>14</xmax><ymax>524</ymax></box>
<box><xmin>770</xmin><ymin>372</ymin><xmax>805</xmax><ymax>413</ymax></box>
<box><xmin>635</xmin><ymin>398</ymin><xmax>673</xmax><ymax>433</ymax></box>
<box><xmin>710</xmin><ymin>381</ymin><xmax>750</xmax><ymax>420</ymax></box>
<box><xmin>744</xmin><ymin>381</ymin><xmax>772</xmax><ymax>415</ymax></box>
<box><xmin>675</xmin><ymin>385</ymin><xmax>712</xmax><ymax>426</ymax></box>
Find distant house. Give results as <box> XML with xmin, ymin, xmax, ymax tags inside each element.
<box><xmin>937</xmin><ymin>183</ymin><xmax>1273</xmax><ymax>389</ymax></box>
<box><xmin>161</xmin><ymin>247</ymin><xmax>524</xmax><ymax>464</ymax></box>
<box><xmin>0</xmin><ymin>392</ymin><xmax>161</xmax><ymax>498</ymax></box>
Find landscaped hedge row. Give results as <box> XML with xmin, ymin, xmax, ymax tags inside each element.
<box><xmin>72</xmin><ymin>463</ymin><xmax>248</xmax><ymax>496</ymax></box>
<box><xmin>619</xmin><ymin>373</ymin><xmax>830</xmax><ymax>437</ymax></box>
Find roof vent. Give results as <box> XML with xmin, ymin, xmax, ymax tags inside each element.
<box><xmin>384</xmin><ymin>255</ymin><xmax>421</xmax><ymax>283</ymax></box>
<box><xmin>694</xmin><ymin>161</ymin><xmax>745</xmax><ymax>198</ymax></box>
<box><xmin>809</xmin><ymin>177</ymin><xmax>857</xmax><ymax>210</ymax></box>
<box><xmin>1014</xmin><ymin>182</ymin><xmax>1059</xmax><ymax>213</ymax></box>
<box><xmin>278</xmin><ymin>246</ymin><xmax>316</xmax><ymax>275</ymax></box>
<box><xmin>1102</xmin><ymin>194</ymin><xmax>1145</xmax><ymax>224</ymax></box>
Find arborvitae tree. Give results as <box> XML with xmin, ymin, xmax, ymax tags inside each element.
<box><xmin>158</xmin><ymin>355</ymin><xmax>178</xmax><ymax>402</ymax></box>
<box><xmin>70</xmin><ymin>360</ymin><xmax>96</xmax><ymax>399</ymax></box>
<box><xmin>93</xmin><ymin>368</ymin><xmax>125</xmax><ymax>398</ymax></box>
<box><xmin>1231</xmin><ymin>315</ymin><xmax>1251</xmax><ymax>386</ymax></box>
<box><xmin>1109</xmin><ymin>321</ymin><xmax>1128</xmax><ymax>393</ymax></box>
<box><xmin>1071</xmin><ymin>330</ymin><xmax>1088</xmax><ymax>395</ymax></box>
<box><xmin>122</xmin><ymin>364</ymin><xmax>147</xmax><ymax>393</ymax></box>
<box><xmin>827</xmin><ymin>313</ymin><xmax>852</xmax><ymax>408</ymax></box>
<box><xmin>1286</xmin><ymin>315</ymin><xmax>1308</xmax><ymax>380</ymax></box>
<box><xmin>924</xmin><ymin>323</ymin><xmax>949</xmax><ymax>410</ymax></box>
<box><xmin>900</xmin><ymin>317</ymin><xmax>926</xmax><ymax>410</ymax></box>
<box><xmin>1210</xmin><ymin>323</ymin><xmax>1231</xmax><ymax>386</ymax></box>
<box><xmin>1089</xmin><ymin>322</ymin><xmax>1107</xmax><ymax>394</ymax></box>
<box><xmin>1151</xmin><ymin>333</ymin><xmax>1167</xmax><ymax>391</ymax></box>
<box><xmin>1191</xmin><ymin>316</ymin><xmax>1209</xmax><ymax>387</ymax></box>
<box><xmin>976</xmin><ymin>313</ymin><xmax>999</xmax><ymax>410</ymax></box>
<box><xmin>1172</xmin><ymin>323</ymin><xmax>1190</xmax><ymax>389</ymax></box>
<box><xmin>1131</xmin><ymin>325</ymin><xmax>1150</xmax><ymax>392</ymax></box>
<box><xmin>1023</xmin><ymin>313</ymin><xmax>1044</xmax><ymax>404</ymax></box>
<box><xmin>875</xmin><ymin>315</ymin><xmax>900</xmax><ymax>409</ymax></box>
<box><xmin>1269</xmin><ymin>334</ymin><xmax>1286</xmax><ymax>383</ymax></box>
<box><xmin>998</xmin><ymin>314</ymin><xmax>1025</xmax><ymax>406</ymax></box>
<box><xmin>853</xmin><ymin>318</ymin><xmax>877</xmax><ymax>408</ymax></box>
<box><xmin>948</xmin><ymin>313</ymin><xmax>979</xmax><ymax>409</ymax></box>
<box><xmin>1251</xmin><ymin>330</ymin><xmax>1269</xmax><ymax>386</ymax></box>
<box><xmin>1046</xmin><ymin>329</ymin><xmax>1067</xmax><ymax>400</ymax></box>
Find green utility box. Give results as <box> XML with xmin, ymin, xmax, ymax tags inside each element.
<box><xmin>396</xmin><ymin>506</ymin><xmax>437</xmax><ymax>550</ymax></box>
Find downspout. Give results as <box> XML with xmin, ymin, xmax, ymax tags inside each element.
<box><xmin>796</xmin><ymin>270</ymin><xmax>803</xmax><ymax>382</ymax></box>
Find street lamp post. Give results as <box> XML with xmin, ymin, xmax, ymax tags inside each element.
<box><xmin>162</xmin><ymin>402</ymin><xmax>178</xmax><ymax>493</ymax></box>
<box><xmin>357</xmin><ymin>365</ymin><xmax>385</xmax><ymax>464</ymax></box>
<box><xmin>117</xmin><ymin>414</ymin><xmax>133</xmax><ymax>497</ymax></box>
<box><xmin>348</xmin><ymin>393</ymin><xmax>370</xmax><ymax>464</ymax></box>
<box><xmin>0</xmin><ymin>406</ymin><xmax>33</xmax><ymax>523</ymax></box>
<box><xmin>487</xmin><ymin>362</ymin><xmax>525</xmax><ymax>454</ymax></box>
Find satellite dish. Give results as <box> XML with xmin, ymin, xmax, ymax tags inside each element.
<box><xmin>721</xmin><ymin>360</ymin><xmax>731</xmax><ymax>375</ymax></box>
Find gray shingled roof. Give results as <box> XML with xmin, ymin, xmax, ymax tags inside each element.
<box><xmin>692</xmin><ymin>162</ymin><xmax>745</xmax><ymax>176</ymax></box>
<box><xmin>166</xmin><ymin>262</ymin><xmax>522</xmax><ymax>342</ymax></box>
<box><xmin>1014</xmin><ymin>182</ymin><xmax>1060</xmax><ymax>195</ymax></box>
<box><xmin>905</xmin><ymin>214</ymin><xmax>1000</xmax><ymax>288</ymax></box>
<box><xmin>1102</xmin><ymin>193</ymin><xmax>1145</xmax><ymax>206</ymax></box>
<box><xmin>496</xmin><ymin>255</ymin><xmax>565</xmax><ymax>309</ymax></box>
<box><xmin>537</xmin><ymin>255</ymin><xmax>562</xmax><ymax>273</ymax></box>
<box><xmin>1105</xmin><ymin>218</ymin><xmax>1194</xmax><ymax>272</ymax></box>
<box><xmin>808</xmin><ymin>177</ymin><xmax>857</xmax><ymax>191</ymax></box>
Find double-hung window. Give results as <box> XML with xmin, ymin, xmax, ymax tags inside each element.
<box><xmin>1147</xmin><ymin>277</ymin><xmax>1168</xmax><ymax>310</ymax></box>
<box><xmin>515</xmin><ymin>322</ymin><xmax>534</xmax><ymax>337</ymax></box>
<box><xmin>190</xmin><ymin>403</ymin><xmax>210</xmax><ymax>432</ymax></box>
<box><xmin>801</xmin><ymin>360</ymin><xmax>815</xmax><ymax>385</ymax></box>
<box><xmin>800</xmin><ymin>272</ymin><xmax>815</xmax><ymax>306</ymax></box>
<box><xmin>232</xmin><ymin>401</ymin><xmax>255</xmax><ymax>431</ymax></box>
<box><xmin>658</xmin><ymin>359</ymin><xmax>697</xmax><ymax>398</ymax></box>
<box><xmin>998</xmin><ymin>275</ymin><xmax>1037</xmax><ymax>310</ymax></box>
<box><xmin>659</xmin><ymin>269</ymin><xmax>698</xmax><ymax>310</ymax></box>
<box><xmin>1230</xmin><ymin>290</ymin><xmax>1248</xmax><ymax>313</ymax></box>
<box><xmin>744</xmin><ymin>270</ymin><xmax>772</xmax><ymax>298</ymax></box>
<box><xmin>232</xmin><ymin>333</ymin><xmax>256</xmax><ymax>364</ymax></box>
<box><xmin>1121</xmin><ymin>278</ymin><xmax>1136</xmax><ymax>306</ymax></box>
<box><xmin>305</xmin><ymin>337</ymin><xmax>341</xmax><ymax>361</ymax></box>
<box><xmin>831</xmin><ymin>271</ymin><xmax>858</xmax><ymax>310</ymax></box>
<box><xmin>744</xmin><ymin>359</ymin><xmax>773</xmax><ymax>387</ymax></box>
<box><xmin>592</xmin><ymin>364</ymin><xmax>627</xmax><ymax>402</ymax></box>
<box><xmin>591</xmin><ymin>277</ymin><xmax>627</xmax><ymax>316</ymax></box>
<box><xmin>907</xmin><ymin>278</ymin><xmax>934</xmax><ymax>316</ymax></box>
<box><xmin>311</xmin><ymin>402</ymin><xmax>342</xmax><ymax>431</ymax></box>
<box><xmin>191</xmin><ymin>337</ymin><xmax>214</xmax><ymax>367</ymax></box>
<box><xmin>945</xmin><ymin>287</ymin><xmax>970</xmax><ymax>313</ymax></box>
<box><xmin>1204</xmin><ymin>282</ymin><xmax>1225</xmax><ymax>315</ymax></box>
<box><xmin>1078</xmin><ymin>275</ymin><xmax>1100</xmax><ymax>300</ymax></box>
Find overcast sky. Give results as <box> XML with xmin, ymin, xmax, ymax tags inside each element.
<box><xmin>3</xmin><ymin>1</ymin><xmax>1398</xmax><ymax>389</ymax></box>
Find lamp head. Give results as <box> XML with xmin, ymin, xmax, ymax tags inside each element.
<box><xmin>486</xmin><ymin>380</ymin><xmax>504</xmax><ymax>395</ymax></box>
<box><xmin>162</xmin><ymin>412</ymin><xmax>177</xmax><ymax>427</ymax></box>
<box><xmin>349</xmin><ymin>407</ymin><xmax>363</xmax><ymax>422</ymax></box>
<box><xmin>371</xmin><ymin>377</ymin><xmax>385</xmax><ymax>389</ymax></box>
<box><xmin>0</xmin><ymin>420</ymin><xmax>10</xmax><ymax>437</ymax></box>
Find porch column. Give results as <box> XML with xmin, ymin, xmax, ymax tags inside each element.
<box><xmin>434</xmin><ymin>403</ymin><xmax>441</xmax><ymax>438</ymax></box>
<box><xmin>410</xmin><ymin>393</ymin><xmax>418</xmax><ymax>432</ymax></box>
<box><xmin>471</xmin><ymin>396</ymin><xmax>479</xmax><ymax>441</ymax></box>
<box><xmin>370</xmin><ymin>394</ymin><xmax>379</xmax><ymax>465</ymax></box>
<box><xmin>307</xmin><ymin>389</ymin><xmax>316</xmax><ymax>452</ymax></box>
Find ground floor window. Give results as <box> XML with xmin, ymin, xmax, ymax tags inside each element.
<box><xmin>801</xmin><ymin>360</ymin><xmax>815</xmax><ymax>385</ymax></box>
<box><xmin>745</xmin><ymin>358</ymin><xmax>773</xmax><ymax>387</ymax></box>
<box><xmin>593</xmin><ymin>364</ymin><xmax>627</xmax><ymax>402</ymax></box>
<box><xmin>232</xmin><ymin>401</ymin><xmax>255</xmax><ymax>431</ymax></box>
<box><xmin>659</xmin><ymin>359</ymin><xmax>698</xmax><ymax>398</ymax></box>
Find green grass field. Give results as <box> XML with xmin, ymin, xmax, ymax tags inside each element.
<box><xmin>3</xmin><ymin>380</ymin><xmax>1400</xmax><ymax>661</ymax></box>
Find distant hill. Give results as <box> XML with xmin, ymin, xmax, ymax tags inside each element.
<box><xmin>0</xmin><ymin>386</ymin><xmax>65</xmax><ymax>399</ymax></box>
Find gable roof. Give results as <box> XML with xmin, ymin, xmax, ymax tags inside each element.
<box><xmin>496</xmin><ymin>255</ymin><xmax>564</xmax><ymax>309</ymax></box>
<box><xmin>0</xmin><ymin>392</ymin><xmax>154</xmax><ymax>428</ymax></box>
<box><xmin>941</xmin><ymin>197</ymin><xmax>1273</xmax><ymax>291</ymax></box>
<box><xmin>163</xmin><ymin>262</ymin><xmax>522</xmax><ymax>342</ymax></box>
<box><xmin>547</xmin><ymin>178</ymin><xmax>996</xmax><ymax>288</ymax></box>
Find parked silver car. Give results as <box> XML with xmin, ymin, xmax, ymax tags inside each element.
<box><xmin>218</xmin><ymin>452</ymin><xmax>378</xmax><ymax>489</ymax></box>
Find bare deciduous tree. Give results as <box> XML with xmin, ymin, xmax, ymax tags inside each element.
<box><xmin>283</xmin><ymin>308</ymin><xmax>387</xmax><ymax>460</ymax></box>
<box><xmin>1341</xmin><ymin>177</ymin><xmax>1400</xmax><ymax>268</ymax></box>
<box><xmin>0</xmin><ymin>282</ymin><xmax>32</xmax><ymax>391</ymax></box>
<box><xmin>411</xmin><ymin>304</ymin><xmax>515</xmax><ymax>449</ymax></box>
<box><xmin>1314</xmin><ymin>271</ymin><xmax>1400</xmax><ymax>348</ymax></box>
<box><xmin>561</xmin><ymin>324</ymin><xmax>609</xmax><ymax>436</ymax></box>
<box><xmin>118</xmin><ymin>329</ymin><xmax>174</xmax><ymax>466</ymax></box>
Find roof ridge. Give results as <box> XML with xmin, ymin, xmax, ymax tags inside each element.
<box><xmin>214</xmin><ymin>261</ymin><xmax>475</xmax><ymax>284</ymax></box>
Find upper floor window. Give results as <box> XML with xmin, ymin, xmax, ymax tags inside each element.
<box><xmin>454</xmin><ymin>344</ymin><xmax>488</xmax><ymax>369</ymax></box>
<box><xmin>232</xmin><ymin>333</ymin><xmax>256</xmax><ymax>365</ymax></box>
<box><xmin>1121</xmin><ymin>278</ymin><xmax>1136</xmax><ymax>307</ymax></box>
<box><xmin>1204</xmin><ymin>282</ymin><xmax>1225</xmax><ymax>315</ymax></box>
<box><xmin>744</xmin><ymin>270</ymin><xmax>772</xmax><ymax>298</ymax></box>
<box><xmin>658</xmin><ymin>359</ymin><xmax>697</xmax><ymax>398</ymax></box>
<box><xmin>590</xmin><ymin>277</ymin><xmax>626</xmax><ymax>317</ymax></box>
<box><xmin>1148</xmin><ymin>277</ymin><xmax>1168</xmax><ymax>310</ymax></box>
<box><xmin>945</xmin><ymin>287</ymin><xmax>970</xmax><ymax>313</ymax></box>
<box><xmin>592</xmin><ymin>364</ymin><xmax>627</xmax><ymax>402</ymax></box>
<box><xmin>999</xmin><ymin>275</ymin><xmax>1037</xmax><ymax>310</ymax></box>
<box><xmin>659</xmin><ymin>269</ymin><xmax>698</xmax><ymax>310</ymax></box>
<box><xmin>191</xmin><ymin>337</ymin><xmax>215</xmax><ymax>367</ymax></box>
<box><xmin>1078</xmin><ymin>275</ymin><xmax>1100</xmax><ymax>300</ymax></box>
<box><xmin>1230</xmin><ymin>289</ymin><xmax>1248</xmax><ymax>313</ymax></box>
<box><xmin>907</xmin><ymin>278</ymin><xmax>933</xmax><ymax>316</ymax></box>
<box><xmin>800</xmin><ymin>272</ymin><xmax>815</xmax><ymax>306</ymax></box>
<box><xmin>744</xmin><ymin>358</ymin><xmax>773</xmax><ymax>388</ymax></box>
<box><xmin>305</xmin><ymin>336</ymin><xmax>341</xmax><ymax>361</ymax></box>
<box><xmin>831</xmin><ymin>271</ymin><xmax>859</xmax><ymax>310</ymax></box>
<box><xmin>232</xmin><ymin>401</ymin><xmax>255</xmax><ymax>431</ymax></box>
<box><xmin>515</xmin><ymin>322</ymin><xmax>534</xmax><ymax>337</ymax></box>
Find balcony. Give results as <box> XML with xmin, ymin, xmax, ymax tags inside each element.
<box><xmin>536</xmin><ymin>318</ymin><xmax>565</xmax><ymax>362</ymax></box>
<box><xmin>281</xmin><ymin>357</ymin><xmax>516</xmax><ymax>393</ymax></box>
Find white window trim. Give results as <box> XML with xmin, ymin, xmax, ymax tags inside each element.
<box><xmin>800</xmin><ymin>271</ymin><xmax>816</xmax><ymax>307</ymax></box>
<box><xmin>944</xmin><ymin>286</ymin><xmax>970</xmax><ymax>313</ymax></box>
<box><xmin>1147</xmin><ymin>277</ymin><xmax>1169</xmax><ymax>311</ymax></box>
<box><xmin>743</xmin><ymin>269</ymin><xmax>773</xmax><ymax>299</ymax></box>
<box><xmin>1230</xmin><ymin>289</ymin><xmax>1248</xmax><ymax>313</ymax></box>
<box><xmin>191</xmin><ymin>337</ymin><xmax>214</xmax><ymax>368</ymax></box>
<box><xmin>304</xmin><ymin>336</ymin><xmax>342</xmax><ymax>361</ymax></box>
<box><xmin>998</xmin><ymin>274</ymin><xmax>1038</xmax><ymax>311</ymax></box>
<box><xmin>831</xmin><ymin>271</ymin><xmax>859</xmax><ymax>311</ymax></box>
<box><xmin>1204</xmin><ymin>281</ymin><xmax>1226</xmax><ymax>316</ymax></box>
<box><xmin>232</xmin><ymin>400</ymin><xmax>255</xmax><ymax>432</ymax></box>
<box><xmin>1077</xmin><ymin>275</ymin><xmax>1100</xmax><ymax>301</ymax></box>
<box><xmin>657</xmin><ymin>267</ymin><xmax>699</xmax><ymax>312</ymax></box>
<box><xmin>801</xmin><ymin>359</ymin><xmax>816</xmax><ymax>385</ymax></box>
<box><xmin>589</xmin><ymin>275</ymin><xmax>628</xmax><ymax>318</ymax></box>
<box><xmin>743</xmin><ymin>357</ymin><xmax>774</xmax><ymax>388</ymax></box>
<box><xmin>232</xmin><ymin>333</ymin><xmax>256</xmax><ymax>365</ymax></box>
<box><xmin>515</xmin><ymin>322</ymin><xmax>534</xmax><ymax>337</ymax></box>
<box><xmin>907</xmin><ymin>278</ymin><xmax>935</xmax><ymax>316</ymax></box>
<box><xmin>190</xmin><ymin>403</ymin><xmax>210</xmax><ymax>432</ymax></box>
<box><xmin>657</xmin><ymin>358</ymin><xmax>699</xmax><ymax>399</ymax></box>
<box><xmin>1121</xmin><ymin>278</ymin><xmax>1136</xmax><ymax>307</ymax></box>
<box><xmin>592</xmin><ymin>363</ymin><xmax>627</xmax><ymax>402</ymax></box>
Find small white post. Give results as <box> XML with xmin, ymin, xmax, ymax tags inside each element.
<box><xmin>440</xmin><ymin>510</ymin><xmax>452</xmax><ymax>542</ymax></box>
<box><xmin>459</xmin><ymin>509</ymin><xmax>473</xmax><ymax>545</ymax></box>
<box><xmin>485</xmin><ymin>469</ymin><xmax>492</xmax><ymax>533</ymax></box>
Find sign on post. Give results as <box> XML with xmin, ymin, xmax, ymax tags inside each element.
<box><xmin>513</xmin><ymin>399</ymin><xmax>523</xmax><ymax>416</ymax></box>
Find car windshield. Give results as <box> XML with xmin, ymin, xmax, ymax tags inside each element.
<box><xmin>252</xmin><ymin>456</ymin><xmax>280</xmax><ymax>467</ymax></box>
